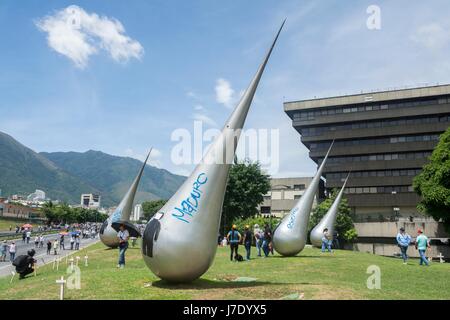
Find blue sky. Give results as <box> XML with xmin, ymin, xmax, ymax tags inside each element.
<box><xmin>1</xmin><ymin>0</ymin><xmax>450</xmax><ymax>177</ymax></box>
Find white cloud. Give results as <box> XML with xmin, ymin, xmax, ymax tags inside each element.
<box><xmin>194</xmin><ymin>104</ymin><xmax>204</xmax><ymax>111</ymax></box>
<box><xmin>410</xmin><ymin>23</ymin><xmax>450</xmax><ymax>51</ymax></box>
<box><xmin>215</xmin><ymin>78</ymin><xmax>235</xmax><ymax>108</ymax></box>
<box><xmin>191</xmin><ymin>113</ymin><xmax>218</xmax><ymax>127</ymax></box>
<box><xmin>35</xmin><ymin>5</ymin><xmax>144</xmax><ymax>68</ymax></box>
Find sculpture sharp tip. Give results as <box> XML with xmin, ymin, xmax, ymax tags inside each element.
<box><xmin>143</xmin><ymin>147</ymin><xmax>153</xmax><ymax>165</ymax></box>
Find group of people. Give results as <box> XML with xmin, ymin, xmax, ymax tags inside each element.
<box><xmin>0</xmin><ymin>240</ymin><xmax>16</xmax><ymax>262</ymax></box>
<box><xmin>396</xmin><ymin>227</ymin><xmax>431</xmax><ymax>266</ymax></box>
<box><xmin>222</xmin><ymin>223</ymin><xmax>274</xmax><ymax>261</ymax></box>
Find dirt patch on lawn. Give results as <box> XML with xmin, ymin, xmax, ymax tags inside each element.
<box><xmin>191</xmin><ymin>282</ymin><xmax>364</xmax><ymax>300</ymax></box>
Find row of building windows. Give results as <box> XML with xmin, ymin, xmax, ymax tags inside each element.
<box><xmin>318</xmin><ymin>151</ymin><xmax>432</xmax><ymax>165</ymax></box>
<box><xmin>292</xmin><ymin>96</ymin><xmax>449</xmax><ymax>121</ymax></box>
<box><xmin>310</xmin><ymin>134</ymin><xmax>440</xmax><ymax>150</ymax></box>
<box><xmin>300</xmin><ymin>115</ymin><xmax>450</xmax><ymax>137</ymax></box>
<box><xmin>326</xmin><ymin>168</ymin><xmax>422</xmax><ymax>179</ymax></box>
<box><xmin>343</xmin><ymin>185</ymin><xmax>414</xmax><ymax>194</ymax></box>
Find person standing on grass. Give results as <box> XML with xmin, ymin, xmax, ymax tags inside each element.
<box><xmin>9</xmin><ymin>242</ymin><xmax>16</xmax><ymax>262</ymax></box>
<box><xmin>321</xmin><ymin>228</ymin><xmax>332</xmax><ymax>253</ymax></box>
<box><xmin>253</xmin><ymin>224</ymin><xmax>262</xmax><ymax>257</ymax></box>
<box><xmin>242</xmin><ymin>225</ymin><xmax>252</xmax><ymax>261</ymax></box>
<box><xmin>262</xmin><ymin>224</ymin><xmax>272</xmax><ymax>257</ymax></box>
<box><xmin>117</xmin><ymin>224</ymin><xmax>129</xmax><ymax>268</ymax></box>
<box><xmin>415</xmin><ymin>229</ymin><xmax>431</xmax><ymax>266</ymax></box>
<box><xmin>226</xmin><ymin>225</ymin><xmax>241</xmax><ymax>261</ymax></box>
<box><xmin>396</xmin><ymin>227</ymin><xmax>411</xmax><ymax>264</ymax></box>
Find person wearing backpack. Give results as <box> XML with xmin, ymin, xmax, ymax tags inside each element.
<box><xmin>13</xmin><ymin>249</ymin><xmax>36</xmax><ymax>280</ymax></box>
<box><xmin>226</xmin><ymin>225</ymin><xmax>241</xmax><ymax>262</ymax></box>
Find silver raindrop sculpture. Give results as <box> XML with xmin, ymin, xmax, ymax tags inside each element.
<box><xmin>141</xmin><ymin>21</ymin><xmax>285</xmax><ymax>282</ymax></box>
<box><xmin>273</xmin><ymin>141</ymin><xmax>334</xmax><ymax>256</ymax></box>
<box><xmin>99</xmin><ymin>149</ymin><xmax>152</xmax><ymax>248</ymax></box>
<box><xmin>310</xmin><ymin>172</ymin><xmax>350</xmax><ymax>248</ymax></box>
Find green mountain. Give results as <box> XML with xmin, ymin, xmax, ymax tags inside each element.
<box><xmin>41</xmin><ymin>150</ymin><xmax>186</xmax><ymax>207</ymax></box>
<box><xmin>0</xmin><ymin>131</ymin><xmax>100</xmax><ymax>203</ymax></box>
<box><xmin>0</xmin><ymin>131</ymin><xmax>185</xmax><ymax>207</ymax></box>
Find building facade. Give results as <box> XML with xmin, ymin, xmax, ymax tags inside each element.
<box><xmin>284</xmin><ymin>84</ymin><xmax>450</xmax><ymax>257</ymax></box>
<box><xmin>284</xmin><ymin>84</ymin><xmax>450</xmax><ymax>222</ymax></box>
<box><xmin>0</xmin><ymin>198</ymin><xmax>41</xmax><ymax>219</ymax></box>
<box><xmin>81</xmin><ymin>193</ymin><xmax>101</xmax><ymax>209</ymax></box>
<box><xmin>258</xmin><ymin>177</ymin><xmax>322</xmax><ymax>218</ymax></box>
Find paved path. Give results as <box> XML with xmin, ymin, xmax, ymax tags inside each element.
<box><xmin>0</xmin><ymin>233</ymin><xmax>100</xmax><ymax>277</ymax></box>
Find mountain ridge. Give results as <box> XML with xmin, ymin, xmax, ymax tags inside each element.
<box><xmin>0</xmin><ymin>131</ymin><xmax>185</xmax><ymax>207</ymax></box>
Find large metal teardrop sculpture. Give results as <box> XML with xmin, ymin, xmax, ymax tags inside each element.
<box><xmin>141</xmin><ymin>21</ymin><xmax>285</xmax><ymax>283</ymax></box>
<box><xmin>310</xmin><ymin>173</ymin><xmax>350</xmax><ymax>247</ymax></box>
<box><xmin>99</xmin><ymin>148</ymin><xmax>152</xmax><ymax>248</ymax></box>
<box><xmin>273</xmin><ymin>141</ymin><xmax>334</xmax><ymax>256</ymax></box>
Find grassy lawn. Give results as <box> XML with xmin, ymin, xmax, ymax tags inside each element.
<box><xmin>0</xmin><ymin>241</ymin><xmax>449</xmax><ymax>300</ymax></box>
<box><xmin>0</xmin><ymin>218</ymin><xmax>43</xmax><ymax>232</ymax></box>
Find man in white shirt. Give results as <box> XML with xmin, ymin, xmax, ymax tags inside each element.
<box><xmin>117</xmin><ymin>224</ymin><xmax>130</xmax><ymax>269</ymax></box>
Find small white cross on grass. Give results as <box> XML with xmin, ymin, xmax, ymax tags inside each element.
<box><xmin>56</xmin><ymin>276</ymin><xmax>66</xmax><ymax>300</ymax></box>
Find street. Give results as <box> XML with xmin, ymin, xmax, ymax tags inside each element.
<box><xmin>0</xmin><ymin>232</ymin><xmax>99</xmax><ymax>277</ymax></box>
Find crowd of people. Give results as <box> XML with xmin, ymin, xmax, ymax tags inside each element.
<box><xmin>219</xmin><ymin>223</ymin><xmax>434</xmax><ymax>266</ymax></box>
<box><xmin>221</xmin><ymin>223</ymin><xmax>275</xmax><ymax>261</ymax></box>
<box><xmin>0</xmin><ymin>222</ymin><xmax>104</xmax><ymax>279</ymax></box>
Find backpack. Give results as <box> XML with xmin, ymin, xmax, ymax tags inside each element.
<box><xmin>235</xmin><ymin>254</ymin><xmax>244</xmax><ymax>262</ymax></box>
<box><xmin>12</xmin><ymin>255</ymin><xmax>28</xmax><ymax>267</ymax></box>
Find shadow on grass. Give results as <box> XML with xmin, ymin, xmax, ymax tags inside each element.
<box><xmin>151</xmin><ymin>278</ymin><xmax>304</xmax><ymax>290</ymax></box>
<box><xmin>269</xmin><ymin>255</ymin><xmax>335</xmax><ymax>259</ymax></box>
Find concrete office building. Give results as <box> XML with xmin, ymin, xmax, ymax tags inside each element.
<box><xmin>258</xmin><ymin>177</ymin><xmax>322</xmax><ymax>218</ymax></box>
<box><xmin>81</xmin><ymin>193</ymin><xmax>101</xmax><ymax>209</ymax></box>
<box><xmin>284</xmin><ymin>84</ymin><xmax>450</xmax><ymax>258</ymax></box>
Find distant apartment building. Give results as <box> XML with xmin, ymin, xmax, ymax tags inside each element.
<box><xmin>0</xmin><ymin>198</ymin><xmax>41</xmax><ymax>219</ymax></box>
<box><xmin>26</xmin><ymin>189</ymin><xmax>46</xmax><ymax>202</ymax></box>
<box><xmin>132</xmin><ymin>204</ymin><xmax>143</xmax><ymax>221</ymax></box>
<box><xmin>258</xmin><ymin>177</ymin><xmax>323</xmax><ymax>218</ymax></box>
<box><xmin>81</xmin><ymin>193</ymin><xmax>101</xmax><ymax>209</ymax></box>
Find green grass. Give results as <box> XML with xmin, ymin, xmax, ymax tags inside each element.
<box><xmin>0</xmin><ymin>218</ymin><xmax>43</xmax><ymax>232</ymax></box>
<box><xmin>0</xmin><ymin>242</ymin><xmax>449</xmax><ymax>300</ymax></box>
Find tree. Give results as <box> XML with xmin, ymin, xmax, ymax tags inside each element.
<box><xmin>308</xmin><ymin>189</ymin><xmax>357</xmax><ymax>242</ymax></box>
<box><xmin>413</xmin><ymin>127</ymin><xmax>450</xmax><ymax>233</ymax></box>
<box><xmin>41</xmin><ymin>201</ymin><xmax>57</xmax><ymax>224</ymax></box>
<box><xmin>142</xmin><ymin>199</ymin><xmax>167</xmax><ymax>220</ymax></box>
<box><xmin>221</xmin><ymin>159</ymin><xmax>271</xmax><ymax>234</ymax></box>
<box><xmin>40</xmin><ymin>201</ymin><xmax>107</xmax><ymax>224</ymax></box>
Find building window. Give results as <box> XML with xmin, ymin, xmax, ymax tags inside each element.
<box><xmin>293</xmin><ymin>184</ymin><xmax>305</xmax><ymax>190</ymax></box>
<box><xmin>260</xmin><ymin>206</ymin><xmax>271</xmax><ymax>214</ymax></box>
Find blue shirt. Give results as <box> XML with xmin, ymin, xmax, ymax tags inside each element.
<box><xmin>396</xmin><ymin>233</ymin><xmax>411</xmax><ymax>247</ymax></box>
<box><xmin>227</xmin><ymin>230</ymin><xmax>241</xmax><ymax>244</ymax></box>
